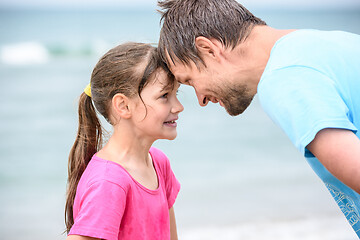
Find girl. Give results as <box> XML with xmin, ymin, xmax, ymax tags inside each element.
<box><xmin>65</xmin><ymin>42</ymin><xmax>184</xmax><ymax>240</ymax></box>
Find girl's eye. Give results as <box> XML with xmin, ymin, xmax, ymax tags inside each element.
<box><xmin>161</xmin><ymin>93</ymin><xmax>168</xmax><ymax>98</ymax></box>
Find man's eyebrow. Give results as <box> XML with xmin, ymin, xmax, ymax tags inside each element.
<box><xmin>173</xmin><ymin>75</ymin><xmax>180</xmax><ymax>81</ymax></box>
<box><xmin>175</xmin><ymin>76</ymin><xmax>186</xmax><ymax>84</ymax></box>
<box><xmin>174</xmin><ymin>81</ymin><xmax>181</xmax><ymax>89</ymax></box>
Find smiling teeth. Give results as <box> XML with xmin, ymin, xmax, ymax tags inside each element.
<box><xmin>166</xmin><ymin>120</ymin><xmax>175</xmax><ymax>124</ymax></box>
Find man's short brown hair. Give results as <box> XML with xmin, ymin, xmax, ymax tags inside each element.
<box><xmin>158</xmin><ymin>0</ymin><xmax>266</xmax><ymax>68</ymax></box>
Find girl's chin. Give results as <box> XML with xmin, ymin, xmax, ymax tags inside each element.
<box><xmin>163</xmin><ymin>132</ymin><xmax>178</xmax><ymax>141</ymax></box>
<box><xmin>167</xmin><ymin>135</ymin><xmax>177</xmax><ymax>141</ymax></box>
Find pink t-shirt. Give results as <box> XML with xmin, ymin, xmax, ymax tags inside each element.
<box><xmin>68</xmin><ymin>147</ymin><xmax>180</xmax><ymax>240</ymax></box>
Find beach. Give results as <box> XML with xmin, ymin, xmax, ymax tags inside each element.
<box><xmin>0</xmin><ymin>7</ymin><xmax>359</xmax><ymax>240</ymax></box>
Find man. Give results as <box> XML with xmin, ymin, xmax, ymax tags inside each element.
<box><xmin>157</xmin><ymin>0</ymin><xmax>360</xmax><ymax>237</ymax></box>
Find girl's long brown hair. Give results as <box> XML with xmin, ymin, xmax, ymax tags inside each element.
<box><xmin>65</xmin><ymin>42</ymin><xmax>173</xmax><ymax>233</ymax></box>
<box><xmin>65</xmin><ymin>93</ymin><xmax>102</xmax><ymax>233</ymax></box>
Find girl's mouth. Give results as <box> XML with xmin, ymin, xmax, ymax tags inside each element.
<box><xmin>164</xmin><ymin>119</ymin><xmax>177</xmax><ymax>127</ymax></box>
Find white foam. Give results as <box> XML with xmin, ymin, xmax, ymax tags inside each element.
<box><xmin>0</xmin><ymin>42</ymin><xmax>49</xmax><ymax>65</ymax></box>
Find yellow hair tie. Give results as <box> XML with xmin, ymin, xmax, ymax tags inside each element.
<box><xmin>84</xmin><ymin>83</ymin><xmax>92</xmax><ymax>97</ymax></box>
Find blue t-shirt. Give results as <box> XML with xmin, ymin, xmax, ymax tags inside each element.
<box><xmin>258</xmin><ymin>29</ymin><xmax>360</xmax><ymax>236</ymax></box>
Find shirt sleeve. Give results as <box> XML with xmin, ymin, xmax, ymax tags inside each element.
<box><xmin>164</xmin><ymin>157</ymin><xmax>181</xmax><ymax>209</ymax></box>
<box><xmin>151</xmin><ymin>147</ymin><xmax>181</xmax><ymax>209</ymax></box>
<box><xmin>258</xmin><ymin>66</ymin><xmax>357</xmax><ymax>156</ymax></box>
<box><xmin>69</xmin><ymin>180</ymin><xmax>127</xmax><ymax>240</ymax></box>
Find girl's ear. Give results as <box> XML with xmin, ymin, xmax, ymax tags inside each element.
<box><xmin>112</xmin><ymin>93</ymin><xmax>132</xmax><ymax>119</ymax></box>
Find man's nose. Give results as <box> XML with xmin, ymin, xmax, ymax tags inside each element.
<box><xmin>196</xmin><ymin>92</ymin><xmax>209</xmax><ymax>107</ymax></box>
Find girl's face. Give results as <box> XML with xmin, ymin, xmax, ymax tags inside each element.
<box><xmin>131</xmin><ymin>69</ymin><xmax>184</xmax><ymax>141</ymax></box>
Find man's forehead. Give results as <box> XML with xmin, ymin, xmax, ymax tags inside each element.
<box><xmin>165</xmin><ymin>50</ymin><xmax>193</xmax><ymax>70</ymax></box>
<box><xmin>169</xmin><ymin>65</ymin><xmax>188</xmax><ymax>83</ymax></box>
<box><xmin>169</xmin><ymin>59</ymin><xmax>197</xmax><ymax>73</ymax></box>
<box><xmin>164</xmin><ymin>51</ymin><xmax>200</xmax><ymax>83</ymax></box>
<box><xmin>169</xmin><ymin>61</ymin><xmax>185</xmax><ymax>72</ymax></box>
<box><xmin>167</xmin><ymin>61</ymin><xmax>187</xmax><ymax>77</ymax></box>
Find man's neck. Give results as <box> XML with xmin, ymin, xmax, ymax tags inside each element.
<box><xmin>234</xmin><ymin>26</ymin><xmax>296</xmax><ymax>91</ymax></box>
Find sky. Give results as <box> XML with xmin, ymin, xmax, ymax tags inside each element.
<box><xmin>0</xmin><ymin>0</ymin><xmax>360</xmax><ymax>10</ymax></box>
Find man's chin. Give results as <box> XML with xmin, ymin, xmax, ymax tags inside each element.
<box><xmin>225</xmin><ymin>107</ymin><xmax>246</xmax><ymax>116</ymax></box>
<box><xmin>223</xmin><ymin>99</ymin><xmax>253</xmax><ymax>116</ymax></box>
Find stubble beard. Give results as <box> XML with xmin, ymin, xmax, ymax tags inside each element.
<box><xmin>218</xmin><ymin>82</ymin><xmax>255</xmax><ymax>116</ymax></box>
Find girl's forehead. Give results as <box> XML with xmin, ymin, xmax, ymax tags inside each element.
<box><xmin>147</xmin><ymin>70</ymin><xmax>178</xmax><ymax>90</ymax></box>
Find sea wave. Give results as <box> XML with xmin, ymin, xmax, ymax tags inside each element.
<box><xmin>0</xmin><ymin>42</ymin><xmax>49</xmax><ymax>65</ymax></box>
<box><xmin>0</xmin><ymin>40</ymin><xmax>110</xmax><ymax>65</ymax></box>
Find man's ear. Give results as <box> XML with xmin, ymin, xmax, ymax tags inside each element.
<box><xmin>112</xmin><ymin>93</ymin><xmax>132</xmax><ymax>119</ymax></box>
<box><xmin>195</xmin><ymin>36</ymin><xmax>222</xmax><ymax>60</ymax></box>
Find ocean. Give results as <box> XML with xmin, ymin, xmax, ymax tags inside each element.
<box><xmin>0</xmin><ymin>7</ymin><xmax>359</xmax><ymax>240</ymax></box>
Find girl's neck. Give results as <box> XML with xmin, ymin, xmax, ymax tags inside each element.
<box><xmin>97</xmin><ymin>124</ymin><xmax>160</xmax><ymax>191</ymax></box>
<box><xmin>97</xmin><ymin>124</ymin><xmax>154</xmax><ymax>167</ymax></box>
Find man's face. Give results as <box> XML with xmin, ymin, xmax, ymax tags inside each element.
<box><xmin>169</xmin><ymin>59</ymin><xmax>254</xmax><ymax>116</ymax></box>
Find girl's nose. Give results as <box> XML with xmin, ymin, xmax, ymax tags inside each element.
<box><xmin>173</xmin><ymin>97</ymin><xmax>184</xmax><ymax>113</ymax></box>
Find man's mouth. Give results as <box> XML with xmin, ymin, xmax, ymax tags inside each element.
<box><xmin>208</xmin><ymin>97</ymin><xmax>224</xmax><ymax>107</ymax></box>
<box><xmin>207</xmin><ymin>96</ymin><xmax>220</xmax><ymax>104</ymax></box>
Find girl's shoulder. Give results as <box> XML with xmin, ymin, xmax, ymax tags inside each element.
<box><xmin>81</xmin><ymin>155</ymin><xmax>133</xmax><ymax>191</ymax></box>
<box><xmin>149</xmin><ymin>147</ymin><xmax>170</xmax><ymax>165</ymax></box>
<box><xmin>149</xmin><ymin>147</ymin><xmax>174</xmax><ymax>176</ymax></box>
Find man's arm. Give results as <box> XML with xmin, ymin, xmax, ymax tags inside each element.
<box><xmin>307</xmin><ymin>128</ymin><xmax>360</xmax><ymax>194</ymax></box>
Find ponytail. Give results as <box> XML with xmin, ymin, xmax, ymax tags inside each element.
<box><xmin>65</xmin><ymin>92</ymin><xmax>103</xmax><ymax>233</ymax></box>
